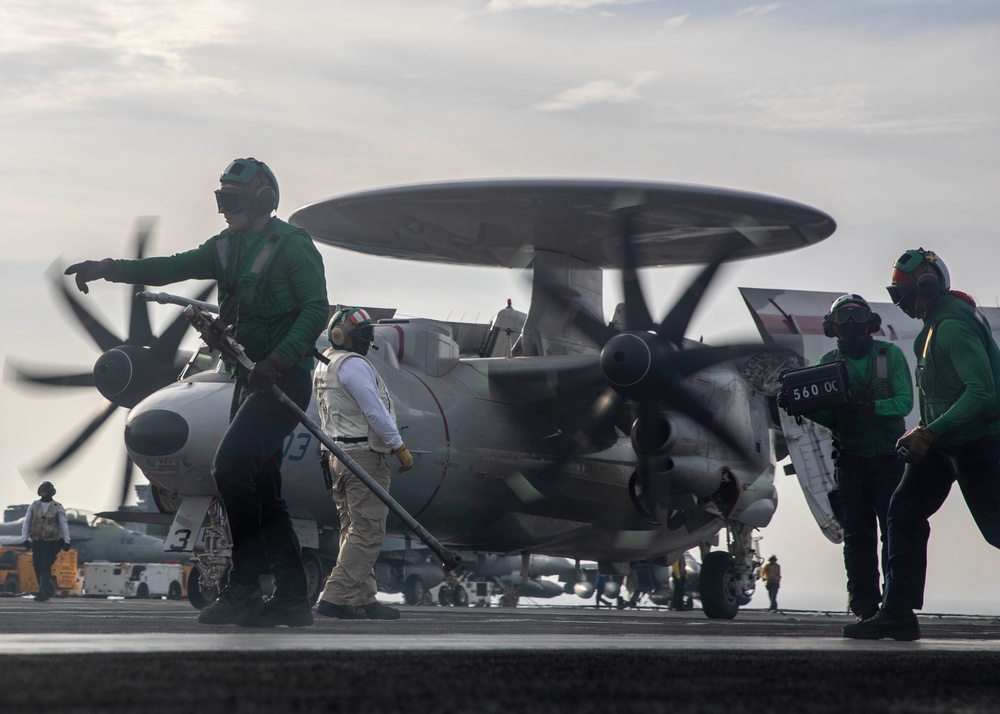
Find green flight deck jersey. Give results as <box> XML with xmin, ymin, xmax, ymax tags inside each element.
<box><xmin>806</xmin><ymin>340</ymin><xmax>913</xmax><ymax>457</ymax></box>
<box><xmin>913</xmin><ymin>293</ymin><xmax>1000</xmax><ymax>447</ymax></box>
<box><xmin>110</xmin><ymin>217</ymin><xmax>328</xmax><ymax>377</ymax></box>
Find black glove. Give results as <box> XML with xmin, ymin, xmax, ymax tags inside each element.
<box><xmin>842</xmin><ymin>398</ymin><xmax>875</xmax><ymax>415</ymax></box>
<box><xmin>248</xmin><ymin>351</ymin><xmax>291</xmax><ymax>390</ymax></box>
<box><xmin>64</xmin><ymin>258</ymin><xmax>116</xmax><ymax>294</ymax></box>
<box><xmin>21</xmin><ymin>540</ymin><xmax>31</xmax><ymax>549</ymax></box>
<box><xmin>897</xmin><ymin>426</ymin><xmax>937</xmax><ymax>464</ymax></box>
<box><xmin>61</xmin><ymin>540</ymin><xmax>71</xmax><ymax>551</ymax></box>
<box><xmin>775</xmin><ymin>389</ymin><xmax>790</xmax><ymax>413</ymax></box>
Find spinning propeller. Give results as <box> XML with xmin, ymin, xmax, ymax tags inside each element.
<box><xmin>8</xmin><ymin>218</ymin><xmax>214</xmax><ymax>507</ymax></box>
<box><xmin>528</xmin><ymin>206</ymin><xmax>763</xmax><ymax>521</ymax></box>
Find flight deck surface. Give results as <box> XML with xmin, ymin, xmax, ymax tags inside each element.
<box><xmin>2</xmin><ymin>598</ymin><xmax>999</xmax><ymax>712</ymax></box>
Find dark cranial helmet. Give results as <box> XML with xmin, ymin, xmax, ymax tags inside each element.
<box><xmin>214</xmin><ymin>157</ymin><xmax>280</xmax><ymax>217</ymax></box>
<box><xmin>822</xmin><ymin>293</ymin><xmax>882</xmax><ymax>340</ymax></box>
<box><xmin>768</xmin><ymin>555</ymin><xmax>777</xmax><ymax>563</ymax></box>
<box><xmin>327</xmin><ymin>307</ymin><xmax>375</xmax><ymax>356</ymax></box>
<box><xmin>37</xmin><ymin>481</ymin><xmax>56</xmax><ymax>496</ymax></box>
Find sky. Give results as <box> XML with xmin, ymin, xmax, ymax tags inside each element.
<box><xmin>2</xmin><ymin>0</ymin><xmax>999</xmax><ymax>614</ymax></box>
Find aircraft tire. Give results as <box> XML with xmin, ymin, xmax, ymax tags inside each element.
<box><xmin>699</xmin><ymin>551</ymin><xmax>740</xmax><ymax>620</ymax></box>
<box><xmin>404</xmin><ymin>575</ymin><xmax>426</xmax><ymax>606</ymax></box>
<box><xmin>438</xmin><ymin>585</ymin><xmax>453</xmax><ymax>606</ymax></box>
<box><xmin>4</xmin><ymin>575</ymin><xmax>19</xmax><ymax>595</ymax></box>
<box><xmin>301</xmin><ymin>550</ymin><xmax>324</xmax><ymax>605</ymax></box>
<box><xmin>452</xmin><ymin>585</ymin><xmax>469</xmax><ymax>607</ymax></box>
<box><xmin>187</xmin><ymin>566</ymin><xmax>227</xmax><ymax>610</ymax></box>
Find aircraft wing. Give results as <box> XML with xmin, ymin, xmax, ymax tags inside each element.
<box><xmin>95</xmin><ymin>510</ymin><xmax>175</xmax><ymax>526</ymax></box>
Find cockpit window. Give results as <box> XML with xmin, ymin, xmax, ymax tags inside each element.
<box><xmin>180</xmin><ymin>344</ymin><xmax>223</xmax><ymax>379</ymax></box>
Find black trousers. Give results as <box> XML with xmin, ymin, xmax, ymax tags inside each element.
<box><xmin>766</xmin><ymin>581</ymin><xmax>779</xmax><ymax>609</ymax></box>
<box><xmin>32</xmin><ymin>540</ymin><xmax>62</xmax><ymax>596</ymax></box>
<box><xmin>883</xmin><ymin>434</ymin><xmax>1000</xmax><ymax>611</ymax></box>
<box><xmin>834</xmin><ymin>453</ymin><xmax>903</xmax><ymax>616</ymax></box>
<box><xmin>212</xmin><ymin>369</ymin><xmax>312</xmax><ymax>597</ymax></box>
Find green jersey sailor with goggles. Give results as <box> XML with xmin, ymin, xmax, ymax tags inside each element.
<box><xmin>778</xmin><ymin>294</ymin><xmax>912</xmax><ymax>624</ymax></box>
<box><xmin>65</xmin><ymin>158</ymin><xmax>328</xmax><ymax>629</ymax></box>
<box><xmin>844</xmin><ymin>249</ymin><xmax>1000</xmax><ymax>642</ymax></box>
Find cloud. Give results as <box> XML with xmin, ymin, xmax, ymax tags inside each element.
<box><xmin>665</xmin><ymin>13</ymin><xmax>690</xmax><ymax>29</ymax></box>
<box><xmin>0</xmin><ymin>0</ymin><xmax>250</xmax><ymax>111</ymax></box>
<box><xmin>486</xmin><ymin>0</ymin><xmax>649</xmax><ymax>12</ymax></box>
<box><xmin>737</xmin><ymin>3</ymin><xmax>783</xmax><ymax>17</ymax></box>
<box><xmin>668</xmin><ymin>86</ymin><xmax>998</xmax><ymax>135</ymax></box>
<box><xmin>535</xmin><ymin>70</ymin><xmax>656</xmax><ymax>111</ymax></box>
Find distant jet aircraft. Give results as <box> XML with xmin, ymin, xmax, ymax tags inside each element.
<box><xmin>0</xmin><ymin>506</ymin><xmax>187</xmax><ymax>567</ymax></box>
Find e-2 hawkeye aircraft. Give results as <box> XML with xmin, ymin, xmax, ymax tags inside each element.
<box><xmin>11</xmin><ymin>179</ymin><xmax>837</xmax><ymax>618</ymax></box>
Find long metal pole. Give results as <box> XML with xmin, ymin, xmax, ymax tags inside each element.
<box><xmin>145</xmin><ymin>294</ymin><xmax>461</xmax><ymax>570</ymax></box>
<box><xmin>265</xmin><ymin>382</ymin><xmax>461</xmax><ymax>570</ymax></box>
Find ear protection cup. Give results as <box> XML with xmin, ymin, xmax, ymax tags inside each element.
<box><xmin>869</xmin><ymin>312</ymin><xmax>882</xmax><ymax>334</ymax></box>
<box><xmin>822</xmin><ymin>314</ymin><xmax>837</xmax><ymax>338</ymax></box>
<box><xmin>253</xmin><ymin>184</ymin><xmax>278</xmax><ymax>214</ymax></box>
<box><xmin>330</xmin><ymin>324</ymin><xmax>347</xmax><ymax>347</ymax></box>
<box><xmin>916</xmin><ymin>273</ymin><xmax>940</xmax><ymax>298</ymax></box>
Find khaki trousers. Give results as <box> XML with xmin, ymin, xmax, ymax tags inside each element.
<box><xmin>319</xmin><ymin>449</ymin><xmax>391</xmax><ymax>606</ymax></box>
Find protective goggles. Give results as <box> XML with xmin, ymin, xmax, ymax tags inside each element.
<box><xmin>830</xmin><ymin>304</ymin><xmax>872</xmax><ymax>324</ymax></box>
<box><xmin>214</xmin><ymin>189</ymin><xmax>252</xmax><ymax>214</ymax></box>
<box><xmin>885</xmin><ymin>284</ymin><xmax>911</xmax><ymax>306</ymax></box>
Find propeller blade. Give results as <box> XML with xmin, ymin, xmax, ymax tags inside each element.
<box><xmin>127</xmin><ymin>218</ymin><xmax>157</xmax><ymax>346</ymax></box>
<box><xmin>661</xmin><ymin>383</ymin><xmax>751</xmax><ymax>460</ymax></box>
<box><xmin>628</xmin><ymin>465</ymin><xmax>661</xmax><ymax>525</ymax></box>
<box><xmin>5</xmin><ymin>361</ymin><xmax>95</xmax><ymax>388</ymax></box>
<box><xmin>616</xmin><ymin>208</ymin><xmax>655</xmax><ymax>332</ymax></box>
<box><xmin>516</xmin><ymin>387</ymin><xmax>624</xmax><ymax>500</ymax></box>
<box><xmin>117</xmin><ymin>455</ymin><xmax>135</xmax><ymax>509</ymax></box>
<box><xmin>656</xmin><ymin>250</ymin><xmax>728</xmax><ymax>346</ymax></box>
<box><xmin>670</xmin><ymin>343</ymin><xmax>764</xmax><ymax>379</ymax></box>
<box><xmin>52</xmin><ymin>273</ymin><xmax>124</xmax><ymax>352</ymax></box>
<box><xmin>532</xmin><ymin>267</ymin><xmax>617</xmax><ymax>347</ymax></box>
<box><xmin>27</xmin><ymin>401</ymin><xmax>118</xmax><ymax>476</ymax></box>
<box><xmin>149</xmin><ymin>283</ymin><xmax>216</xmax><ymax>361</ymax></box>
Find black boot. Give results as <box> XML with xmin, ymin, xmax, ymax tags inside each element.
<box><xmin>361</xmin><ymin>601</ymin><xmax>401</xmax><ymax>620</ymax></box>
<box><xmin>240</xmin><ymin>595</ymin><xmax>314</xmax><ymax>628</ymax></box>
<box><xmin>842</xmin><ymin>607</ymin><xmax>920</xmax><ymax>641</ymax></box>
<box><xmin>197</xmin><ymin>582</ymin><xmax>265</xmax><ymax>625</ymax></box>
<box><xmin>316</xmin><ymin>600</ymin><xmax>367</xmax><ymax>620</ymax></box>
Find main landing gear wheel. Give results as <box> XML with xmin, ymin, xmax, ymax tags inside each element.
<box><xmin>699</xmin><ymin>551</ymin><xmax>741</xmax><ymax>620</ymax></box>
<box><xmin>404</xmin><ymin>575</ymin><xmax>426</xmax><ymax>606</ymax></box>
<box><xmin>188</xmin><ymin>566</ymin><xmax>226</xmax><ymax>610</ymax></box>
<box><xmin>301</xmin><ymin>551</ymin><xmax>324</xmax><ymax>605</ymax></box>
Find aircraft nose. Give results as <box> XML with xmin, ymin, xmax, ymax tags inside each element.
<box><xmin>125</xmin><ymin>409</ymin><xmax>189</xmax><ymax>456</ymax></box>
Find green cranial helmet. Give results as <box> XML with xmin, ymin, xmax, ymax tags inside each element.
<box><xmin>215</xmin><ymin>158</ymin><xmax>279</xmax><ymax>216</ymax></box>
<box><xmin>829</xmin><ymin>293</ymin><xmax>871</xmax><ymax>315</ymax></box>
<box><xmin>888</xmin><ymin>249</ymin><xmax>950</xmax><ymax>301</ymax></box>
<box><xmin>37</xmin><ymin>481</ymin><xmax>56</xmax><ymax>496</ymax></box>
